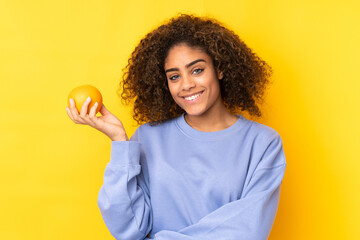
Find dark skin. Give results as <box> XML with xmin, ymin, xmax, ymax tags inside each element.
<box><xmin>164</xmin><ymin>43</ymin><xmax>238</xmax><ymax>132</ymax></box>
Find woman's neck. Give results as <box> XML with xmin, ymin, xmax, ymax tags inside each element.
<box><xmin>184</xmin><ymin>107</ymin><xmax>239</xmax><ymax>132</ymax></box>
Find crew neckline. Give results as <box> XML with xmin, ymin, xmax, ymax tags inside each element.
<box><xmin>175</xmin><ymin>113</ymin><xmax>248</xmax><ymax>141</ymax></box>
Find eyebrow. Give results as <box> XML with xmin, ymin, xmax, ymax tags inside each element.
<box><xmin>165</xmin><ymin>59</ymin><xmax>206</xmax><ymax>73</ymax></box>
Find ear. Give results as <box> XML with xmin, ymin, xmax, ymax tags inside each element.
<box><xmin>217</xmin><ymin>69</ymin><xmax>224</xmax><ymax>80</ymax></box>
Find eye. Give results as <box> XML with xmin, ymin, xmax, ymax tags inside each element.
<box><xmin>193</xmin><ymin>68</ymin><xmax>203</xmax><ymax>74</ymax></box>
<box><xmin>169</xmin><ymin>74</ymin><xmax>180</xmax><ymax>81</ymax></box>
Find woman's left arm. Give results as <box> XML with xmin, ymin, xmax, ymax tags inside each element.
<box><xmin>147</xmin><ymin>134</ymin><xmax>286</xmax><ymax>240</ymax></box>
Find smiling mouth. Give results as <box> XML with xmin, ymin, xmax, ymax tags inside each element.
<box><xmin>183</xmin><ymin>91</ymin><xmax>204</xmax><ymax>102</ymax></box>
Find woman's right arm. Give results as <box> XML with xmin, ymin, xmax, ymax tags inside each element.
<box><xmin>98</xmin><ymin>140</ymin><xmax>152</xmax><ymax>240</ymax></box>
<box><xmin>66</xmin><ymin>97</ymin><xmax>153</xmax><ymax>239</ymax></box>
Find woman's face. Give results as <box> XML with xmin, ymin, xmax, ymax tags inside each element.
<box><xmin>164</xmin><ymin>43</ymin><xmax>224</xmax><ymax>118</ymax></box>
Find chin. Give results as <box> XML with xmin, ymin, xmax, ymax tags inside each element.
<box><xmin>184</xmin><ymin>108</ymin><xmax>207</xmax><ymax>117</ymax></box>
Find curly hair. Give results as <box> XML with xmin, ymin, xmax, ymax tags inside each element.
<box><xmin>120</xmin><ymin>14</ymin><xmax>273</xmax><ymax>125</ymax></box>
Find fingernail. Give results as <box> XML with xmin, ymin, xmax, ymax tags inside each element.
<box><xmin>69</xmin><ymin>98</ymin><xmax>74</xmax><ymax>105</ymax></box>
<box><xmin>87</xmin><ymin>96</ymin><xmax>91</xmax><ymax>101</ymax></box>
<box><xmin>94</xmin><ymin>102</ymin><xmax>98</xmax><ymax>106</ymax></box>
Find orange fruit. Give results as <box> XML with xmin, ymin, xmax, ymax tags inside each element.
<box><xmin>68</xmin><ymin>85</ymin><xmax>103</xmax><ymax>114</ymax></box>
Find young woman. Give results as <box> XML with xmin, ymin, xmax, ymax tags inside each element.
<box><xmin>66</xmin><ymin>14</ymin><xmax>286</xmax><ymax>240</ymax></box>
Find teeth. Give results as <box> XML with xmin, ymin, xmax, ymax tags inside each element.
<box><xmin>185</xmin><ymin>93</ymin><xmax>201</xmax><ymax>101</ymax></box>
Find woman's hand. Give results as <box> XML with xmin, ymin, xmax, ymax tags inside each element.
<box><xmin>66</xmin><ymin>97</ymin><xmax>128</xmax><ymax>141</ymax></box>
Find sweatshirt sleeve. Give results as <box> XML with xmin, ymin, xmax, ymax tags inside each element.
<box><xmin>149</xmin><ymin>134</ymin><xmax>286</xmax><ymax>240</ymax></box>
<box><xmin>97</xmin><ymin>139</ymin><xmax>152</xmax><ymax>240</ymax></box>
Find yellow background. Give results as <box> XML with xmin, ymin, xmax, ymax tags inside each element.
<box><xmin>1</xmin><ymin>0</ymin><xmax>359</xmax><ymax>239</ymax></box>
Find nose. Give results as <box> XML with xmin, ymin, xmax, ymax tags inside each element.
<box><xmin>182</xmin><ymin>74</ymin><xmax>196</xmax><ymax>91</ymax></box>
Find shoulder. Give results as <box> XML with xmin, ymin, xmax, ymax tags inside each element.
<box><xmin>130</xmin><ymin>117</ymin><xmax>178</xmax><ymax>141</ymax></box>
<box><xmin>240</xmin><ymin>116</ymin><xmax>282</xmax><ymax>143</ymax></box>
<box><xmin>245</xmin><ymin>119</ymin><xmax>286</xmax><ymax>168</ymax></box>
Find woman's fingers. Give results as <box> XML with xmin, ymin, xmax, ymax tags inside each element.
<box><xmin>66</xmin><ymin>107</ymin><xmax>74</xmax><ymax>120</ymax></box>
<box><xmin>68</xmin><ymin>98</ymin><xmax>79</xmax><ymax>121</ymax></box>
<box><xmin>99</xmin><ymin>104</ymin><xmax>110</xmax><ymax>115</ymax></box>
<box><xmin>67</xmin><ymin>97</ymin><xmax>97</xmax><ymax>126</ymax></box>
<box><xmin>69</xmin><ymin>98</ymin><xmax>79</xmax><ymax>116</ymax></box>
<box><xmin>88</xmin><ymin>102</ymin><xmax>98</xmax><ymax>117</ymax></box>
<box><xmin>88</xmin><ymin>102</ymin><xmax>99</xmax><ymax>126</ymax></box>
<box><xmin>68</xmin><ymin>98</ymin><xmax>86</xmax><ymax>124</ymax></box>
<box><xmin>80</xmin><ymin>97</ymin><xmax>91</xmax><ymax>118</ymax></box>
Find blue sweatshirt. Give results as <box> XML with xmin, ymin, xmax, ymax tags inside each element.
<box><xmin>98</xmin><ymin>114</ymin><xmax>286</xmax><ymax>240</ymax></box>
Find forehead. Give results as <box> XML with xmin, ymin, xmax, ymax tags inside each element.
<box><xmin>164</xmin><ymin>43</ymin><xmax>212</xmax><ymax>68</ymax></box>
